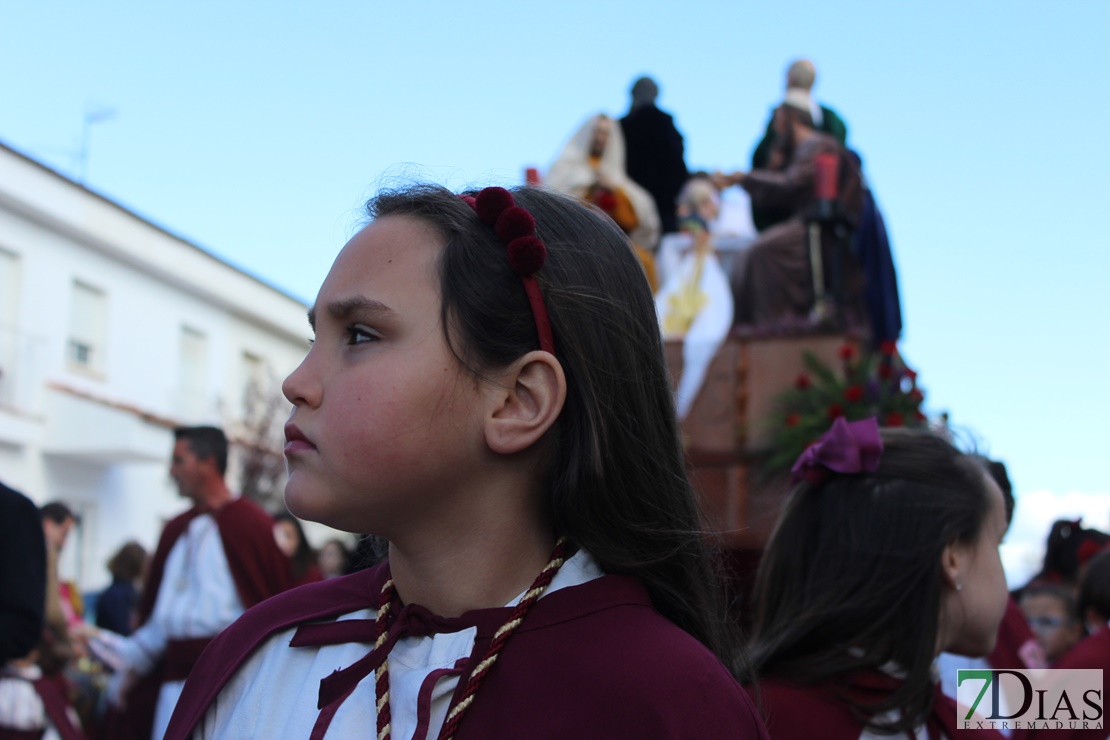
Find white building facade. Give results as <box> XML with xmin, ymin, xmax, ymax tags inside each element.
<box><xmin>0</xmin><ymin>142</ymin><xmax>312</xmax><ymax>592</ymax></box>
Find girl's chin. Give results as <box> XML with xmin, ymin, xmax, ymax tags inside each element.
<box><xmin>283</xmin><ymin>484</ymin><xmax>327</xmax><ymax>523</ymax></box>
<box><xmin>284</xmin><ymin>488</ymin><xmax>360</xmax><ymax>533</ymax></box>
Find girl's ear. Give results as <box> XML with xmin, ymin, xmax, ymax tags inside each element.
<box><xmin>941</xmin><ymin>540</ymin><xmax>965</xmax><ymax>592</ymax></box>
<box><xmin>483</xmin><ymin>351</ymin><xmax>567</xmax><ymax>455</ymax></box>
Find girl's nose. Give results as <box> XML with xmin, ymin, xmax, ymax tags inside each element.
<box><xmin>282</xmin><ymin>352</ymin><xmax>322</xmax><ymax>408</ymax></box>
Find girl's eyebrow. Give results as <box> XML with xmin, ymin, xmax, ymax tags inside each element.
<box><xmin>307</xmin><ymin>296</ymin><xmax>396</xmax><ymax>331</ymax></box>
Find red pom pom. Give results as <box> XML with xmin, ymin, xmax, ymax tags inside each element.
<box><xmin>506</xmin><ymin>236</ymin><xmax>546</xmax><ymax>275</ymax></box>
<box><xmin>459</xmin><ymin>195</ymin><xmax>477</xmax><ymax>210</ymax></box>
<box><xmin>475</xmin><ymin>187</ymin><xmax>514</xmax><ymax>224</ymax></box>
<box><xmin>495</xmin><ymin>206</ymin><xmax>535</xmax><ymax>242</ymax></box>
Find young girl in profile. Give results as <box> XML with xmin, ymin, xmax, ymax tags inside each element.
<box><xmin>746</xmin><ymin>418</ymin><xmax>1010</xmax><ymax>739</ymax></box>
<box><xmin>164</xmin><ymin>185</ymin><xmax>769</xmax><ymax>739</ymax></box>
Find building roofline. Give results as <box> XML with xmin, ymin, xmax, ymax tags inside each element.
<box><xmin>0</xmin><ymin>138</ymin><xmax>308</xmax><ymax>307</ymax></box>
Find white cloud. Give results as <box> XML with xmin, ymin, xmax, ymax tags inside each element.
<box><xmin>1001</xmin><ymin>489</ymin><xmax>1110</xmax><ymax>588</ymax></box>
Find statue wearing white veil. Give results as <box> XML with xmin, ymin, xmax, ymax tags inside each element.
<box><xmin>546</xmin><ymin>114</ymin><xmax>661</xmax><ymax>253</ymax></box>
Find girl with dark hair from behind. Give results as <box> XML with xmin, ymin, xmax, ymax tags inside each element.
<box><xmin>163</xmin><ymin>184</ymin><xmax>768</xmax><ymax>739</ymax></box>
<box><xmin>746</xmin><ymin>418</ymin><xmax>1010</xmax><ymax>739</ymax></box>
<box><xmin>96</xmin><ymin>540</ymin><xmax>148</xmax><ymax>635</ymax></box>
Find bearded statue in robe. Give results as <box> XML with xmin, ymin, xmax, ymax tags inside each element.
<box><xmin>546</xmin><ymin>114</ymin><xmax>662</xmax><ymax>286</ymax></box>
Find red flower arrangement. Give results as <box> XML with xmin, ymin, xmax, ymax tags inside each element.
<box><xmin>767</xmin><ymin>342</ymin><xmax>930</xmax><ymax>471</ymax></box>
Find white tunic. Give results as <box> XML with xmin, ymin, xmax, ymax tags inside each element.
<box><xmin>0</xmin><ymin>664</ymin><xmax>46</xmax><ymax>732</ymax></box>
<box><xmin>197</xmin><ymin>550</ymin><xmax>603</xmax><ymax>740</ymax></box>
<box><xmin>117</xmin><ymin>513</ymin><xmax>245</xmax><ymax>740</ymax></box>
<box><xmin>655</xmin><ymin>247</ymin><xmax>735</xmax><ymax>419</ymax></box>
<box><xmin>0</xmin><ymin>663</ymin><xmax>81</xmax><ymax>740</ymax></box>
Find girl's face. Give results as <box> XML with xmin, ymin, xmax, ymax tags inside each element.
<box><xmin>942</xmin><ymin>477</ymin><xmax>1011</xmax><ymax>657</ymax></box>
<box><xmin>1021</xmin><ymin>593</ymin><xmax>1082</xmax><ymax>663</ymax></box>
<box><xmin>282</xmin><ymin>216</ymin><xmax>489</xmax><ymax>534</ymax></box>
<box><xmin>319</xmin><ymin>541</ymin><xmax>346</xmax><ymax>578</ymax></box>
<box><xmin>272</xmin><ymin>519</ymin><xmax>299</xmax><ymax>558</ymax></box>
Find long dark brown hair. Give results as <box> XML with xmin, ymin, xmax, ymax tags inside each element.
<box><xmin>748</xmin><ymin>429</ymin><xmax>993</xmax><ymax>733</ymax></box>
<box><xmin>275</xmin><ymin>512</ymin><xmax>317</xmax><ymax>583</ymax></box>
<box><xmin>366</xmin><ymin>184</ymin><xmax>741</xmax><ymax>673</ymax></box>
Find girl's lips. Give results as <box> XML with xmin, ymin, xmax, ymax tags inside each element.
<box><xmin>284</xmin><ymin>423</ymin><xmax>317</xmax><ymax>455</ymax></box>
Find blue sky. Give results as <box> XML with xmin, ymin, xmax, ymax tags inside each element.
<box><xmin>2</xmin><ymin>1</ymin><xmax>1107</xmax><ymax>570</ymax></box>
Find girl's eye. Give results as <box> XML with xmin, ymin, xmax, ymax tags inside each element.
<box><xmin>347</xmin><ymin>325</ymin><xmax>379</xmax><ymax>345</ymax></box>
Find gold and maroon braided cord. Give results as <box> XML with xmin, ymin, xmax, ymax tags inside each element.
<box><xmin>439</xmin><ymin>538</ymin><xmax>568</xmax><ymax>740</ymax></box>
<box><xmin>372</xmin><ymin>538</ymin><xmax>568</xmax><ymax>740</ymax></box>
<box><xmin>374</xmin><ymin>579</ymin><xmax>396</xmax><ymax>740</ymax></box>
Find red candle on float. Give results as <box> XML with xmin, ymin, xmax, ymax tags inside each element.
<box><xmin>525</xmin><ymin>167</ymin><xmax>541</xmax><ymax>186</ymax></box>
<box><xmin>814</xmin><ymin>153</ymin><xmax>840</xmax><ymax>201</ymax></box>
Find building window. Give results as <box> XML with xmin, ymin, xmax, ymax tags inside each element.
<box><xmin>0</xmin><ymin>249</ymin><xmax>20</xmax><ymax>405</ymax></box>
<box><xmin>178</xmin><ymin>326</ymin><xmax>208</xmax><ymax>414</ymax></box>
<box><xmin>240</xmin><ymin>351</ymin><xmax>266</xmax><ymax>416</ymax></box>
<box><xmin>0</xmin><ymin>248</ymin><xmax>18</xmax><ymax>330</ymax></box>
<box><xmin>68</xmin><ymin>280</ymin><xmax>107</xmax><ymax>373</ymax></box>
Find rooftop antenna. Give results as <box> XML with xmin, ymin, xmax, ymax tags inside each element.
<box><xmin>78</xmin><ymin>104</ymin><xmax>117</xmax><ymax>183</ymax></box>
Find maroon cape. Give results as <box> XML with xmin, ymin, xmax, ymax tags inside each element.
<box><xmin>1023</xmin><ymin>629</ymin><xmax>1110</xmax><ymax>740</ymax></box>
<box><xmin>165</xmin><ymin>564</ymin><xmax>769</xmax><ymax>739</ymax></box>
<box><xmin>105</xmin><ymin>497</ymin><xmax>292</xmax><ymax>740</ymax></box>
<box><xmin>747</xmin><ymin>673</ymin><xmax>1007</xmax><ymax>740</ymax></box>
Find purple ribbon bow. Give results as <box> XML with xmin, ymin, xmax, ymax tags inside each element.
<box><xmin>790</xmin><ymin>416</ymin><xmax>884</xmax><ymax>486</ymax></box>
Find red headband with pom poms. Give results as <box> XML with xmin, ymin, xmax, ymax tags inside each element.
<box><xmin>461</xmin><ymin>187</ymin><xmax>556</xmax><ymax>355</ymax></box>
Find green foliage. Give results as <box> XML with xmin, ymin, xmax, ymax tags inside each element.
<box><xmin>767</xmin><ymin>342</ymin><xmax>928</xmax><ymax>472</ymax></box>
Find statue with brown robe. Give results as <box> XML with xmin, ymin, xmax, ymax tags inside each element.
<box><xmin>717</xmin><ymin>99</ymin><xmax>863</xmax><ymax>328</ymax></box>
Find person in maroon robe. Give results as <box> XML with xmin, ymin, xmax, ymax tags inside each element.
<box><xmin>745</xmin><ymin>421</ymin><xmax>1010</xmax><ymax>738</ymax></box>
<box><xmin>164</xmin><ymin>561</ymin><xmax>768</xmax><ymax>739</ymax></box>
<box><xmin>163</xmin><ymin>185</ymin><xmax>769</xmax><ymax>738</ymax></box>
<box><xmin>102</xmin><ymin>426</ymin><xmax>293</xmax><ymax>740</ymax></box>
